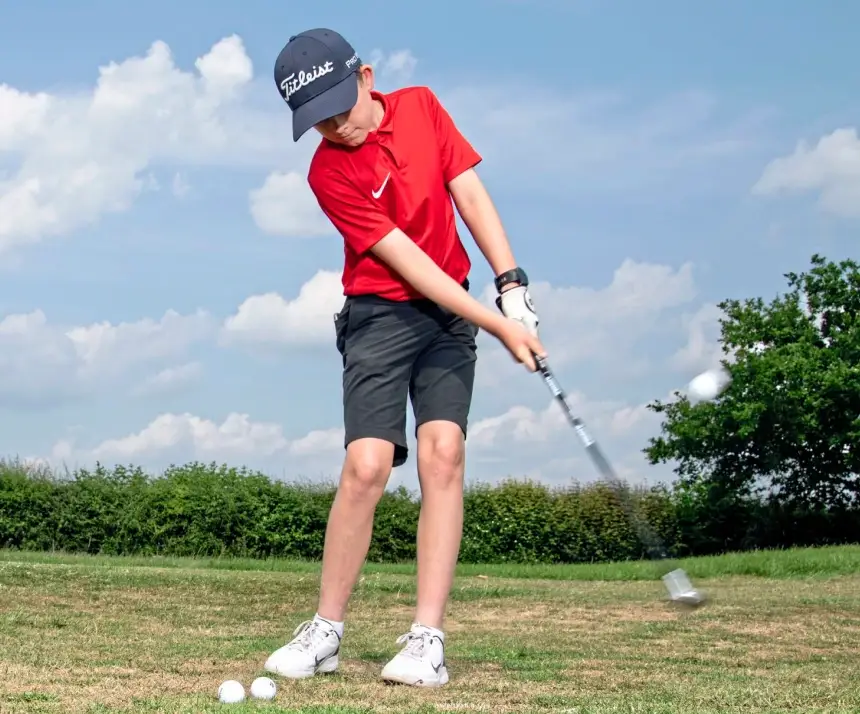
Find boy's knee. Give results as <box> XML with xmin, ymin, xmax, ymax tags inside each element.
<box><xmin>417</xmin><ymin>423</ymin><xmax>466</xmax><ymax>488</ymax></box>
<box><xmin>341</xmin><ymin>438</ymin><xmax>394</xmax><ymax>498</ymax></box>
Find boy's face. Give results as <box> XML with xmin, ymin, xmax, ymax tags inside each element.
<box><xmin>314</xmin><ymin>65</ymin><xmax>379</xmax><ymax>147</ymax></box>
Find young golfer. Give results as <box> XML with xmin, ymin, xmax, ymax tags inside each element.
<box><xmin>264</xmin><ymin>28</ymin><xmax>545</xmax><ymax>687</ymax></box>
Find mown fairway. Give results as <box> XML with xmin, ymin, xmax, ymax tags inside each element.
<box><xmin>1</xmin><ymin>546</ymin><xmax>858</xmax><ymax>713</ymax></box>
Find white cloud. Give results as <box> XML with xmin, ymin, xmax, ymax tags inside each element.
<box><xmin>248</xmin><ymin>170</ymin><xmax>332</xmax><ymax>237</ymax></box>
<box><xmin>466</xmin><ymin>391</ymin><xmax>671</xmax><ymax>486</ymax></box>
<box><xmin>35</xmin><ymin>394</ymin><xmax>670</xmax><ymax>486</ymax></box>
<box><xmin>1</xmin><ymin>266</ymin><xmax>349</xmax><ymax>407</ymax></box>
<box><xmin>171</xmin><ymin>173</ymin><xmax>191</xmax><ymax>198</ymax></box>
<box><xmin>0</xmin><ymin>32</ymin><xmax>760</xmax><ymax>263</ymax></box>
<box><xmin>131</xmin><ymin>361</ymin><xmax>203</xmax><ymax>397</ymax></box>
<box><xmin>193</xmin><ymin>34</ymin><xmax>253</xmax><ymax>94</ymax></box>
<box><xmin>0</xmin><ymin>85</ymin><xmax>52</xmax><ymax>148</ymax></box>
<box><xmin>469</xmin><ymin>403</ymin><xmax>567</xmax><ymax>449</ymax></box>
<box><xmin>469</xmin><ymin>394</ymin><xmax>650</xmax><ymax>452</ymax></box>
<box><xmin>670</xmin><ymin>302</ymin><xmax>725</xmax><ymax>374</ymax></box>
<box><xmin>44</xmin><ymin>413</ymin><xmax>347</xmax><ymax>478</ymax></box>
<box><xmin>456</xmin><ymin>258</ymin><xmax>710</xmax><ymax>486</ymax></box>
<box><xmin>1</xmin><ymin>36</ymin><xmax>766</xmax><ymax>489</ymax></box>
<box><xmin>475</xmin><ymin>258</ymin><xmax>697</xmax><ymax>385</ymax></box>
<box><xmin>89</xmin><ymin>412</ymin><xmax>289</xmax><ymax>462</ymax></box>
<box><xmin>368</xmin><ymin>49</ymin><xmax>418</xmax><ymax>84</ymax></box>
<box><xmin>5</xmin><ymin>255</ymin><xmax>713</xmax><ymax>485</ymax></box>
<box><xmin>0</xmin><ymin>34</ymin><xmax>294</xmax><ymax>259</ymax></box>
<box><xmin>39</xmin><ymin>393</ymin><xmax>661</xmax><ymax>486</ymax></box>
<box><xmin>221</xmin><ymin>269</ymin><xmax>344</xmax><ymax>349</ymax></box>
<box><xmin>0</xmin><ymin>307</ymin><xmax>213</xmax><ymax>407</ymax></box>
<box><xmin>752</xmin><ymin>127</ymin><xmax>860</xmax><ymax>217</ymax></box>
<box><xmin>289</xmin><ymin>427</ymin><xmax>344</xmax><ymax>456</ymax></box>
<box><xmin>66</xmin><ymin>309</ymin><xmax>213</xmax><ymax>378</ymax></box>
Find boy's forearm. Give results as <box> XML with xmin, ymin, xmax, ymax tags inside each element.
<box><xmin>449</xmin><ymin>169</ymin><xmax>519</xmax><ymax>285</ymax></box>
<box><xmin>369</xmin><ymin>228</ymin><xmax>507</xmax><ymax>334</ymax></box>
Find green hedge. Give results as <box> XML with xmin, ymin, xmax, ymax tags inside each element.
<box><xmin>1</xmin><ymin>460</ymin><xmax>857</xmax><ymax>563</ymax></box>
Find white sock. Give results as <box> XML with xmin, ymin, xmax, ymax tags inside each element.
<box><xmin>414</xmin><ymin>622</ymin><xmax>444</xmax><ymax>642</ymax></box>
<box><xmin>314</xmin><ymin>613</ymin><xmax>344</xmax><ymax>638</ymax></box>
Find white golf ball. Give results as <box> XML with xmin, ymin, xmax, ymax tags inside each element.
<box><xmin>688</xmin><ymin>369</ymin><xmax>725</xmax><ymax>401</ymax></box>
<box><xmin>250</xmin><ymin>675</ymin><xmax>277</xmax><ymax>700</ymax></box>
<box><xmin>217</xmin><ymin>679</ymin><xmax>245</xmax><ymax>704</ymax></box>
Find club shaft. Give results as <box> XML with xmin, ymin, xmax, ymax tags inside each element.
<box><xmin>534</xmin><ymin>355</ymin><xmax>669</xmax><ymax>560</ymax></box>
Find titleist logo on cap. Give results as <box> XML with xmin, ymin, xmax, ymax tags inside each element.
<box><xmin>280</xmin><ymin>61</ymin><xmax>335</xmax><ymax>101</ymax></box>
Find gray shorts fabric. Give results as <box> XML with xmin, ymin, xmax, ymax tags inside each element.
<box><xmin>333</xmin><ymin>281</ymin><xmax>479</xmax><ymax>469</ymax></box>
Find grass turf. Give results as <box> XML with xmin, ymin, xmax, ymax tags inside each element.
<box><xmin>0</xmin><ymin>545</ymin><xmax>858</xmax><ymax>713</ymax></box>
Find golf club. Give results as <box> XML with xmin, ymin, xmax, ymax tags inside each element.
<box><xmin>532</xmin><ymin>353</ymin><xmax>705</xmax><ymax>608</ymax></box>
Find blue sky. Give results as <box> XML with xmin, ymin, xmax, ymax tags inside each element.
<box><xmin>1</xmin><ymin>0</ymin><xmax>858</xmax><ymax>490</ymax></box>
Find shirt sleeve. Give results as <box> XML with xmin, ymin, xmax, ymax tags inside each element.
<box><xmin>308</xmin><ymin>165</ymin><xmax>397</xmax><ymax>255</ymax></box>
<box><xmin>424</xmin><ymin>87</ymin><xmax>482</xmax><ymax>184</ymax></box>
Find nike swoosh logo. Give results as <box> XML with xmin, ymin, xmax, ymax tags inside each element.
<box><xmin>315</xmin><ymin>649</ymin><xmax>335</xmax><ymax>667</ymax></box>
<box><xmin>371</xmin><ymin>173</ymin><xmax>390</xmax><ymax>199</ymax></box>
<box><xmin>430</xmin><ymin>638</ymin><xmax>444</xmax><ymax>672</ymax></box>
<box><xmin>314</xmin><ymin>641</ymin><xmax>340</xmax><ymax>667</ymax></box>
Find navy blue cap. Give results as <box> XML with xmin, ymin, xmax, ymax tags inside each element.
<box><xmin>274</xmin><ymin>28</ymin><xmax>362</xmax><ymax>141</ymax></box>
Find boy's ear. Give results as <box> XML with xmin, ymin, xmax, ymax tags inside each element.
<box><xmin>357</xmin><ymin>64</ymin><xmax>375</xmax><ymax>89</ymax></box>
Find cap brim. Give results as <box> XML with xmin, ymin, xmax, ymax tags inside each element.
<box><xmin>291</xmin><ymin>72</ymin><xmax>358</xmax><ymax>142</ymax></box>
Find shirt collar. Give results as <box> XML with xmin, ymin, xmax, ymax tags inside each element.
<box><xmin>371</xmin><ymin>90</ymin><xmax>394</xmax><ymax>134</ymax></box>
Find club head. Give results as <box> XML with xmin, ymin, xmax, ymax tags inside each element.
<box><xmin>662</xmin><ymin>568</ymin><xmax>706</xmax><ymax>608</ymax></box>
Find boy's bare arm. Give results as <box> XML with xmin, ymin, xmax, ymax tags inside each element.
<box><xmin>447</xmin><ymin>168</ymin><xmax>518</xmax><ymax>283</ymax></box>
<box><xmin>369</xmin><ymin>228</ymin><xmax>545</xmax><ymax>369</ymax></box>
<box><xmin>370</xmin><ymin>228</ymin><xmax>505</xmax><ymax>331</ymax></box>
<box><xmin>447</xmin><ymin>168</ymin><xmax>540</xmax><ymax>336</ymax></box>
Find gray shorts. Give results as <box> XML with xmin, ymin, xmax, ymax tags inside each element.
<box><xmin>333</xmin><ymin>281</ymin><xmax>479</xmax><ymax>469</ymax></box>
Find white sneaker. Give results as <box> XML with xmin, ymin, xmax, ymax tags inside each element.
<box><xmin>264</xmin><ymin>617</ymin><xmax>341</xmax><ymax>679</ymax></box>
<box><xmin>380</xmin><ymin>623</ymin><xmax>449</xmax><ymax>687</ymax></box>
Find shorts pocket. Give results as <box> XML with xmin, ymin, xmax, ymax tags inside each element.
<box><xmin>333</xmin><ymin>299</ymin><xmax>352</xmax><ymax>356</ymax></box>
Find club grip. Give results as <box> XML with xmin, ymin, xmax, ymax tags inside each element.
<box><xmin>532</xmin><ymin>352</ymin><xmax>550</xmax><ymax>374</ymax></box>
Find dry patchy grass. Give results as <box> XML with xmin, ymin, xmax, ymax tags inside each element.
<box><xmin>0</xmin><ymin>557</ymin><xmax>858</xmax><ymax>713</ymax></box>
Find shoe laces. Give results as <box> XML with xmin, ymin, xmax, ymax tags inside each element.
<box><xmin>289</xmin><ymin>620</ymin><xmax>330</xmax><ymax>651</ymax></box>
<box><xmin>396</xmin><ymin>628</ymin><xmax>431</xmax><ymax>658</ymax></box>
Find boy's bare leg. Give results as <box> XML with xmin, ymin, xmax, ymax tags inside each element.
<box><xmin>377</xmin><ymin>419</ymin><xmax>463</xmax><ymax>688</ymax></box>
<box><xmin>414</xmin><ymin>420</ymin><xmax>466</xmax><ymax>629</ymax></box>
<box><xmin>317</xmin><ymin>437</ymin><xmax>394</xmax><ymax>622</ymax></box>
<box><xmin>264</xmin><ymin>437</ymin><xmax>393</xmax><ymax>680</ymax></box>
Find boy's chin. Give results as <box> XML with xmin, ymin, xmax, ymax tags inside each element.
<box><xmin>332</xmin><ymin>129</ymin><xmax>368</xmax><ymax>147</ymax></box>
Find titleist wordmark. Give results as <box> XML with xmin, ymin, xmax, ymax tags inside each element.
<box><xmin>280</xmin><ymin>61</ymin><xmax>334</xmax><ymax>100</ymax></box>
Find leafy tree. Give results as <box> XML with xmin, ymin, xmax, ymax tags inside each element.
<box><xmin>645</xmin><ymin>254</ymin><xmax>860</xmax><ymax>512</ymax></box>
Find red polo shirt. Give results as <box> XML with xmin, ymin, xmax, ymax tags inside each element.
<box><xmin>307</xmin><ymin>86</ymin><xmax>482</xmax><ymax>301</ymax></box>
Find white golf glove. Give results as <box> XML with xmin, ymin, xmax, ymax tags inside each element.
<box><xmin>496</xmin><ymin>285</ymin><xmax>540</xmax><ymax>337</ymax></box>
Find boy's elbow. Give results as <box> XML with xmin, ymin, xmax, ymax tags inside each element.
<box><xmin>448</xmin><ymin>168</ymin><xmax>485</xmax><ymax>208</ymax></box>
<box><xmin>369</xmin><ymin>228</ymin><xmax>420</xmax><ymax>270</ymax></box>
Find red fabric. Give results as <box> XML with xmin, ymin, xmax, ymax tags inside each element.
<box><xmin>308</xmin><ymin>86</ymin><xmax>482</xmax><ymax>301</ymax></box>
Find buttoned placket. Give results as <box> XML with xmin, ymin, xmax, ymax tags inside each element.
<box><xmin>377</xmin><ymin>138</ymin><xmax>400</xmax><ymax>170</ymax></box>
<box><xmin>366</xmin><ymin>93</ymin><xmax>399</xmax><ymax>190</ymax></box>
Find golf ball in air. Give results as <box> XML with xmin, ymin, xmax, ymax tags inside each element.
<box><xmin>250</xmin><ymin>676</ymin><xmax>278</xmax><ymax>700</ymax></box>
<box><xmin>218</xmin><ymin>680</ymin><xmax>245</xmax><ymax>704</ymax></box>
<box><xmin>688</xmin><ymin>369</ymin><xmax>726</xmax><ymax>401</ymax></box>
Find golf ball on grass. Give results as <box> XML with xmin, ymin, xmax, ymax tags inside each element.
<box><xmin>250</xmin><ymin>676</ymin><xmax>277</xmax><ymax>700</ymax></box>
<box><xmin>688</xmin><ymin>369</ymin><xmax>728</xmax><ymax>402</ymax></box>
<box><xmin>217</xmin><ymin>680</ymin><xmax>245</xmax><ymax>704</ymax></box>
